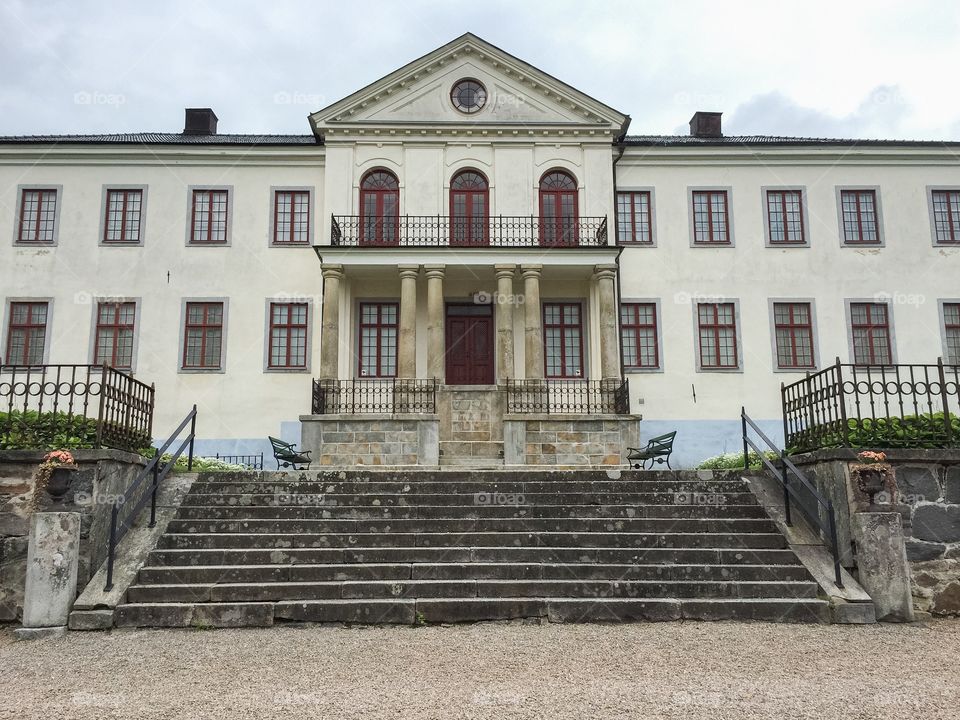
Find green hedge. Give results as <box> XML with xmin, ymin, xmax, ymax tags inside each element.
<box><xmin>845</xmin><ymin>413</ymin><xmax>960</xmax><ymax>449</ymax></box>
<box><xmin>139</xmin><ymin>447</ymin><xmax>248</xmax><ymax>472</ymax></box>
<box><xmin>0</xmin><ymin>410</ymin><xmax>99</xmax><ymax>450</ymax></box>
<box><xmin>696</xmin><ymin>451</ymin><xmax>779</xmax><ymax>470</ymax></box>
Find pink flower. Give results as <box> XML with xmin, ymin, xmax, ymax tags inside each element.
<box><xmin>43</xmin><ymin>450</ymin><xmax>75</xmax><ymax>465</ymax></box>
<box><xmin>857</xmin><ymin>450</ymin><xmax>887</xmax><ymax>465</ymax></box>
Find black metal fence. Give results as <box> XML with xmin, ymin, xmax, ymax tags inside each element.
<box><xmin>505</xmin><ymin>378</ymin><xmax>630</xmax><ymax>414</ymax></box>
<box><xmin>782</xmin><ymin>358</ymin><xmax>960</xmax><ymax>453</ymax></box>
<box><xmin>331</xmin><ymin>215</ymin><xmax>608</xmax><ymax>248</ymax></box>
<box><xmin>0</xmin><ymin>364</ymin><xmax>155</xmax><ymax>452</ymax></box>
<box><xmin>312</xmin><ymin>378</ymin><xmax>438</xmax><ymax>414</ymax></box>
<box><xmin>201</xmin><ymin>452</ymin><xmax>264</xmax><ymax>470</ymax></box>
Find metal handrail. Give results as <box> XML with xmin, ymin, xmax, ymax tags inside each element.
<box><xmin>104</xmin><ymin>405</ymin><xmax>196</xmax><ymax>590</ymax></box>
<box><xmin>741</xmin><ymin>407</ymin><xmax>843</xmax><ymax>587</ymax></box>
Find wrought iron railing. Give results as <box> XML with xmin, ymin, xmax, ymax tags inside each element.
<box><xmin>0</xmin><ymin>363</ymin><xmax>154</xmax><ymax>452</ymax></box>
<box><xmin>312</xmin><ymin>378</ymin><xmax>438</xmax><ymax>414</ymax></box>
<box><xmin>331</xmin><ymin>214</ymin><xmax>608</xmax><ymax>248</ymax></box>
<box><xmin>200</xmin><ymin>452</ymin><xmax>264</xmax><ymax>470</ymax></box>
<box><xmin>782</xmin><ymin>358</ymin><xmax>960</xmax><ymax>453</ymax></box>
<box><xmin>505</xmin><ymin>378</ymin><xmax>630</xmax><ymax>414</ymax></box>
<box><xmin>105</xmin><ymin>405</ymin><xmax>196</xmax><ymax>590</ymax></box>
<box><xmin>742</xmin><ymin>408</ymin><xmax>843</xmax><ymax>587</ymax></box>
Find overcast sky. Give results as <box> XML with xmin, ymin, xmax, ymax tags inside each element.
<box><xmin>1</xmin><ymin>0</ymin><xmax>958</xmax><ymax>139</ymax></box>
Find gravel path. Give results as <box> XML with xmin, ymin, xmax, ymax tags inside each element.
<box><xmin>1</xmin><ymin>620</ymin><xmax>957</xmax><ymax>719</ymax></box>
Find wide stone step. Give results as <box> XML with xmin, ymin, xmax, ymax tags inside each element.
<box><xmin>173</xmin><ymin>503</ymin><xmax>768</xmax><ymax>520</ymax></box>
<box><xmin>185</xmin><ymin>480</ymin><xmax>752</xmax><ymax>495</ymax></box>
<box><xmin>126</xmin><ymin>579</ymin><xmax>819</xmax><ymax>603</ymax></box>
<box><xmin>195</xmin><ymin>469</ymin><xmax>743</xmax><ymax>484</ymax></box>
<box><xmin>138</xmin><ymin>562</ymin><xmax>814</xmax><ymax>584</ymax></box>
<box><xmin>113</xmin><ymin>597</ymin><xmax>830</xmax><ymax>627</ymax></box>
<box><xmin>181</xmin><ymin>491</ymin><xmax>756</xmax><ymax>507</ymax></box>
<box><xmin>166</xmin><ymin>517</ymin><xmax>779</xmax><ymax>534</ymax></box>
<box><xmin>147</xmin><ymin>546</ymin><xmax>803</xmax><ymax>567</ymax></box>
<box><xmin>158</xmin><ymin>531</ymin><xmax>789</xmax><ymax>550</ymax></box>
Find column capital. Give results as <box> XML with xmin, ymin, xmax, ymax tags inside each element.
<box><xmin>494</xmin><ymin>264</ymin><xmax>517</xmax><ymax>279</ymax></box>
<box><xmin>424</xmin><ymin>264</ymin><xmax>446</xmax><ymax>279</ymax></box>
<box><xmin>520</xmin><ymin>264</ymin><xmax>542</xmax><ymax>279</ymax></box>
<box><xmin>398</xmin><ymin>265</ymin><xmax>421</xmax><ymax>280</ymax></box>
<box><xmin>321</xmin><ymin>264</ymin><xmax>345</xmax><ymax>280</ymax></box>
<box><xmin>593</xmin><ymin>264</ymin><xmax>618</xmax><ymax>280</ymax></box>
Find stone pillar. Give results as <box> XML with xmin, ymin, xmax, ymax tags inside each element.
<box><xmin>495</xmin><ymin>264</ymin><xmax>516</xmax><ymax>382</ymax></box>
<box><xmin>398</xmin><ymin>265</ymin><xmax>419</xmax><ymax>378</ymax></box>
<box><xmin>850</xmin><ymin>512</ymin><xmax>915</xmax><ymax>622</ymax></box>
<box><xmin>425</xmin><ymin>265</ymin><xmax>446</xmax><ymax>381</ymax></box>
<box><xmin>319</xmin><ymin>264</ymin><xmax>344</xmax><ymax>379</ymax></box>
<box><xmin>594</xmin><ymin>264</ymin><xmax>620</xmax><ymax>381</ymax></box>
<box><xmin>17</xmin><ymin>512</ymin><xmax>80</xmax><ymax>639</ymax></box>
<box><xmin>521</xmin><ymin>265</ymin><xmax>544</xmax><ymax>380</ymax></box>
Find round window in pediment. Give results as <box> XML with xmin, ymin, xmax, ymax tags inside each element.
<box><xmin>451</xmin><ymin>79</ymin><xmax>487</xmax><ymax>114</ymax></box>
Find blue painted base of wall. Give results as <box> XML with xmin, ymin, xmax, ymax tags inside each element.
<box><xmin>638</xmin><ymin>419</ymin><xmax>784</xmax><ymax>469</ymax></box>
<box><xmin>172</xmin><ymin>419</ymin><xmax>781</xmax><ymax>471</ymax></box>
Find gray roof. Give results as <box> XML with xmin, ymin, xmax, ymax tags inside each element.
<box><xmin>0</xmin><ymin>133</ymin><xmax>319</xmax><ymax>145</ymax></box>
<box><xmin>622</xmin><ymin>134</ymin><xmax>960</xmax><ymax>147</ymax></box>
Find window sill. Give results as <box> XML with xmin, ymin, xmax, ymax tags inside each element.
<box><xmin>265</xmin><ymin>366</ymin><xmax>310</xmax><ymax>373</ymax></box>
<box><xmin>623</xmin><ymin>366</ymin><xmax>663</xmax><ymax>374</ymax></box>
<box><xmin>178</xmin><ymin>367</ymin><xmax>225</xmax><ymax>374</ymax></box>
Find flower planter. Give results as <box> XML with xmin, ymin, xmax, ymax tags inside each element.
<box><xmin>46</xmin><ymin>465</ymin><xmax>78</xmax><ymax>500</ymax></box>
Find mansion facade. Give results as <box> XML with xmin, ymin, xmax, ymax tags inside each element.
<box><xmin>1</xmin><ymin>34</ymin><xmax>959</xmax><ymax>467</ymax></box>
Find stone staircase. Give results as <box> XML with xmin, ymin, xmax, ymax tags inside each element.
<box><xmin>113</xmin><ymin>469</ymin><xmax>830</xmax><ymax>627</ymax></box>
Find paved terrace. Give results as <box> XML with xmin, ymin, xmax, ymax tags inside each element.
<box><xmin>1</xmin><ymin>620</ymin><xmax>957</xmax><ymax>719</ymax></box>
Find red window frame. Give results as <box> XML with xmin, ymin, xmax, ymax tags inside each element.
<box><xmin>359</xmin><ymin>170</ymin><xmax>400</xmax><ymax>246</ymax></box>
<box><xmin>189</xmin><ymin>189</ymin><xmax>229</xmax><ymax>245</ymax></box>
<box><xmin>931</xmin><ymin>190</ymin><xmax>960</xmax><ymax>244</ymax></box>
<box><xmin>182</xmin><ymin>302</ymin><xmax>224</xmax><ymax>369</ymax></box>
<box><xmin>840</xmin><ymin>189</ymin><xmax>880</xmax><ymax>245</ymax></box>
<box><xmin>543</xmin><ymin>302</ymin><xmax>584</xmax><ymax>378</ymax></box>
<box><xmin>691</xmin><ymin>190</ymin><xmax>730</xmax><ymax>245</ymax></box>
<box><xmin>17</xmin><ymin>189</ymin><xmax>58</xmax><ymax>244</ymax></box>
<box><xmin>697</xmin><ymin>302</ymin><xmax>738</xmax><ymax>369</ymax></box>
<box><xmin>850</xmin><ymin>302</ymin><xmax>892</xmax><ymax>366</ymax></box>
<box><xmin>103</xmin><ymin>189</ymin><xmax>143</xmax><ymax>244</ymax></box>
<box><xmin>268</xmin><ymin>302</ymin><xmax>308</xmax><ymax>369</ymax></box>
<box><xmin>772</xmin><ymin>302</ymin><xmax>815</xmax><ymax>369</ymax></box>
<box><xmin>358</xmin><ymin>302</ymin><xmax>398</xmax><ymax>378</ymax></box>
<box><xmin>449</xmin><ymin>170</ymin><xmax>489</xmax><ymax>246</ymax></box>
<box><xmin>766</xmin><ymin>190</ymin><xmax>806</xmax><ymax>245</ymax></box>
<box><xmin>616</xmin><ymin>191</ymin><xmax>652</xmax><ymax>244</ymax></box>
<box><xmin>272</xmin><ymin>190</ymin><xmax>310</xmax><ymax>246</ymax></box>
<box><xmin>4</xmin><ymin>301</ymin><xmax>49</xmax><ymax>365</ymax></box>
<box><xmin>944</xmin><ymin>303</ymin><xmax>960</xmax><ymax>363</ymax></box>
<box><xmin>620</xmin><ymin>303</ymin><xmax>659</xmax><ymax>369</ymax></box>
<box><xmin>539</xmin><ymin>171</ymin><xmax>578</xmax><ymax>247</ymax></box>
<box><xmin>93</xmin><ymin>301</ymin><xmax>136</xmax><ymax>369</ymax></box>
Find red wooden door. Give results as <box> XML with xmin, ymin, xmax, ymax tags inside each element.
<box><xmin>445</xmin><ymin>304</ymin><xmax>494</xmax><ymax>385</ymax></box>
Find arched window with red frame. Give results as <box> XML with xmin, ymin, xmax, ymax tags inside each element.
<box><xmin>449</xmin><ymin>170</ymin><xmax>489</xmax><ymax>246</ymax></box>
<box><xmin>359</xmin><ymin>169</ymin><xmax>399</xmax><ymax>246</ymax></box>
<box><xmin>539</xmin><ymin>170</ymin><xmax>578</xmax><ymax>246</ymax></box>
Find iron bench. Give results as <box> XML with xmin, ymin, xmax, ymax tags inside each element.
<box><xmin>269</xmin><ymin>436</ymin><xmax>312</xmax><ymax>470</ymax></box>
<box><xmin>626</xmin><ymin>431</ymin><xmax>677</xmax><ymax>470</ymax></box>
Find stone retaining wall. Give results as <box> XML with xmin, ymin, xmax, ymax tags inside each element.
<box><xmin>503</xmin><ymin>415</ymin><xmax>641</xmax><ymax>466</ymax></box>
<box><xmin>0</xmin><ymin>449</ymin><xmax>146</xmax><ymax>622</ymax></box>
<box><xmin>792</xmin><ymin>448</ymin><xmax>960</xmax><ymax>616</ymax></box>
<box><xmin>299</xmin><ymin>415</ymin><xmax>440</xmax><ymax>467</ymax></box>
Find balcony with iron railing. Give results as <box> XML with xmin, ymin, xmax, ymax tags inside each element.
<box><xmin>330</xmin><ymin>214</ymin><xmax>608</xmax><ymax>248</ymax></box>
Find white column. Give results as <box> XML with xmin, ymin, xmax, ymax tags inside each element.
<box><xmin>424</xmin><ymin>265</ymin><xmax>446</xmax><ymax>381</ymax></box>
<box><xmin>398</xmin><ymin>265</ymin><xmax>419</xmax><ymax>378</ymax></box>
<box><xmin>319</xmin><ymin>264</ymin><xmax>344</xmax><ymax>379</ymax></box>
<box><xmin>594</xmin><ymin>264</ymin><xmax>620</xmax><ymax>380</ymax></box>
<box><xmin>521</xmin><ymin>264</ymin><xmax>543</xmax><ymax>380</ymax></box>
<box><xmin>495</xmin><ymin>264</ymin><xmax>516</xmax><ymax>382</ymax></box>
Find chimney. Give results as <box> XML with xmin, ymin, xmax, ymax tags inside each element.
<box><xmin>689</xmin><ymin>111</ymin><xmax>722</xmax><ymax>138</ymax></box>
<box><xmin>183</xmin><ymin>108</ymin><xmax>218</xmax><ymax>135</ymax></box>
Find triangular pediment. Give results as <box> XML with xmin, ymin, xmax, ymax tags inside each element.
<box><xmin>310</xmin><ymin>34</ymin><xmax>630</xmax><ymax>137</ymax></box>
